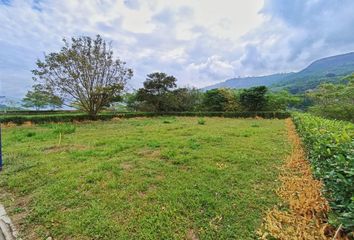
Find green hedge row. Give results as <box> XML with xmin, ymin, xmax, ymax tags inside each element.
<box><xmin>0</xmin><ymin>110</ymin><xmax>80</xmax><ymax>115</ymax></box>
<box><xmin>292</xmin><ymin>113</ymin><xmax>354</xmax><ymax>231</ymax></box>
<box><xmin>0</xmin><ymin>111</ymin><xmax>290</xmax><ymax>124</ymax></box>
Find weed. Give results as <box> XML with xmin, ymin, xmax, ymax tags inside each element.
<box><xmin>198</xmin><ymin>118</ymin><xmax>206</xmax><ymax>125</ymax></box>
<box><xmin>52</xmin><ymin>123</ymin><xmax>76</xmax><ymax>134</ymax></box>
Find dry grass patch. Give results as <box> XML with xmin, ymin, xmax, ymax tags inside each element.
<box><xmin>258</xmin><ymin>119</ymin><xmax>348</xmax><ymax>240</ymax></box>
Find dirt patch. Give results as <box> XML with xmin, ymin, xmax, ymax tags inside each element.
<box><xmin>186</xmin><ymin>229</ymin><xmax>199</xmax><ymax>240</ymax></box>
<box><xmin>1</xmin><ymin>122</ymin><xmax>18</xmax><ymax>128</ymax></box>
<box><xmin>258</xmin><ymin>118</ymin><xmax>347</xmax><ymax>240</ymax></box>
<box><xmin>120</xmin><ymin>162</ymin><xmax>133</xmax><ymax>171</ymax></box>
<box><xmin>22</xmin><ymin>121</ymin><xmax>34</xmax><ymax>127</ymax></box>
<box><xmin>72</xmin><ymin>120</ymin><xmax>93</xmax><ymax>124</ymax></box>
<box><xmin>155</xmin><ymin>174</ymin><xmax>165</xmax><ymax>181</ymax></box>
<box><xmin>137</xmin><ymin>149</ymin><xmax>161</xmax><ymax>159</ymax></box>
<box><xmin>43</xmin><ymin>144</ymin><xmax>88</xmax><ymax>153</ymax></box>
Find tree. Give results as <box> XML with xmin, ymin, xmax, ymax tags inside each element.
<box><xmin>202</xmin><ymin>89</ymin><xmax>227</xmax><ymax>111</ymax></box>
<box><xmin>136</xmin><ymin>72</ymin><xmax>177</xmax><ymax>112</ymax></box>
<box><xmin>265</xmin><ymin>90</ymin><xmax>300</xmax><ymax>111</ymax></box>
<box><xmin>22</xmin><ymin>84</ymin><xmax>63</xmax><ymax>110</ymax></box>
<box><xmin>127</xmin><ymin>87</ymin><xmax>203</xmax><ymax>112</ymax></box>
<box><xmin>170</xmin><ymin>88</ymin><xmax>204</xmax><ymax>112</ymax></box>
<box><xmin>306</xmin><ymin>75</ymin><xmax>354</xmax><ymax>121</ymax></box>
<box><xmin>202</xmin><ymin>88</ymin><xmax>239</xmax><ymax>112</ymax></box>
<box><xmin>220</xmin><ymin>89</ymin><xmax>240</xmax><ymax>111</ymax></box>
<box><xmin>239</xmin><ymin>86</ymin><xmax>268</xmax><ymax>111</ymax></box>
<box><xmin>32</xmin><ymin>35</ymin><xmax>133</xmax><ymax>116</ymax></box>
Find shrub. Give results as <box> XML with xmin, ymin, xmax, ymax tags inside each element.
<box><xmin>198</xmin><ymin>118</ymin><xmax>206</xmax><ymax>125</ymax></box>
<box><xmin>52</xmin><ymin>124</ymin><xmax>76</xmax><ymax>134</ymax></box>
<box><xmin>0</xmin><ymin>111</ymin><xmax>291</xmax><ymax>124</ymax></box>
<box><xmin>292</xmin><ymin>113</ymin><xmax>354</xmax><ymax>231</ymax></box>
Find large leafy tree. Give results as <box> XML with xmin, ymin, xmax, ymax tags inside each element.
<box><xmin>22</xmin><ymin>84</ymin><xmax>63</xmax><ymax>110</ymax></box>
<box><xmin>127</xmin><ymin>87</ymin><xmax>203</xmax><ymax>112</ymax></box>
<box><xmin>203</xmin><ymin>88</ymin><xmax>239</xmax><ymax>112</ymax></box>
<box><xmin>239</xmin><ymin>86</ymin><xmax>268</xmax><ymax>111</ymax></box>
<box><xmin>136</xmin><ymin>72</ymin><xmax>177</xmax><ymax>112</ymax></box>
<box><xmin>32</xmin><ymin>35</ymin><xmax>133</xmax><ymax>116</ymax></box>
<box><xmin>170</xmin><ymin>88</ymin><xmax>204</xmax><ymax>112</ymax></box>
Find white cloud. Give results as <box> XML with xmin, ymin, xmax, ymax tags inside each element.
<box><xmin>0</xmin><ymin>0</ymin><xmax>265</xmax><ymax>96</ymax></box>
<box><xmin>184</xmin><ymin>56</ymin><xmax>235</xmax><ymax>87</ymax></box>
<box><xmin>1</xmin><ymin>0</ymin><xmax>354</xmax><ymax>97</ymax></box>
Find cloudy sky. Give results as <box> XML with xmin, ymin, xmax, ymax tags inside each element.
<box><xmin>1</xmin><ymin>0</ymin><xmax>354</xmax><ymax>98</ymax></box>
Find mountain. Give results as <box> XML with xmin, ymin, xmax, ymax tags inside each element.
<box><xmin>0</xmin><ymin>96</ymin><xmax>23</xmax><ymax>110</ymax></box>
<box><xmin>203</xmin><ymin>73</ymin><xmax>294</xmax><ymax>90</ymax></box>
<box><xmin>204</xmin><ymin>52</ymin><xmax>354</xmax><ymax>93</ymax></box>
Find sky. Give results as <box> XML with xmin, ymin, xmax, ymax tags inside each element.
<box><xmin>1</xmin><ymin>0</ymin><xmax>354</xmax><ymax>98</ymax></box>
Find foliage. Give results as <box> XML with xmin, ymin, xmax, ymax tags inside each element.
<box><xmin>306</xmin><ymin>75</ymin><xmax>354</xmax><ymax>122</ymax></box>
<box><xmin>197</xmin><ymin>118</ymin><xmax>206</xmax><ymax>125</ymax></box>
<box><xmin>22</xmin><ymin>84</ymin><xmax>63</xmax><ymax>110</ymax></box>
<box><xmin>0</xmin><ymin>111</ymin><xmax>291</xmax><ymax>124</ymax></box>
<box><xmin>124</xmin><ymin>92</ymin><xmax>141</xmax><ymax>112</ymax></box>
<box><xmin>202</xmin><ymin>89</ymin><xmax>227</xmax><ymax>111</ymax></box>
<box><xmin>1</xmin><ymin>117</ymin><xmax>289</xmax><ymax>239</ymax></box>
<box><xmin>131</xmin><ymin>73</ymin><xmax>203</xmax><ymax>112</ymax></box>
<box><xmin>292</xmin><ymin>113</ymin><xmax>354</xmax><ymax>231</ymax></box>
<box><xmin>264</xmin><ymin>90</ymin><xmax>301</xmax><ymax>111</ymax></box>
<box><xmin>129</xmin><ymin>78</ymin><xmax>298</xmax><ymax>113</ymax></box>
<box><xmin>167</xmin><ymin>87</ymin><xmax>204</xmax><ymax>112</ymax></box>
<box><xmin>32</xmin><ymin>35</ymin><xmax>133</xmax><ymax>116</ymax></box>
<box><xmin>202</xmin><ymin>88</ymin><xmax>239</xmax><ymax>111</ymax></box>
<box><xmin>136</xmin><ymin>72</ymin><xmax>177</xmax><ymax>112</ymax></box>
<box><xmin>239</xmin><ymin>86</ymin><xmax>268</xmax><ymax>111</ymax></box>
<box><xmin>51</xmin><ymin>123</ymin><xmax>76</xmax><ymax>134</ymax></box>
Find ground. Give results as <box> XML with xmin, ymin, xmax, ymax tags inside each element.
<box><xmin>0</xmin><ymin>117</ymin><xmax>290</xmax><ymax>239</ymax></box>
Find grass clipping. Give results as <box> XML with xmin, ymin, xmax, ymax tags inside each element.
<box><xmin>258</xmin><ymin>119</ymin><xmax>345</xmax><ymax>240</ymax></box>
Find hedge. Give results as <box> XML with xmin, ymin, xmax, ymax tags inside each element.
<box><xmin>0</xmin><ymin>110</ymin><xmax>80</xmax><ymax>115</ymax></box>
<box><xmin>0</xmin><ymin>111</ymin><xmax>290</xmax><ymax>124</ymax></box>
<box><xmin>292</xmin><ymin>113</ymin><xmax>354</xmax><ymax>231</ymax></box>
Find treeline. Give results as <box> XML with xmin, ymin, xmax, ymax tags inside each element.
<box><xmin>122</xmin><ymin>72</ymin><xmax>299</xmax><ymax>113</ymax></box>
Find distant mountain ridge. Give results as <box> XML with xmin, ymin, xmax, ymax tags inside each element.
<box><xmin>203</xmin><ymin>73</ymin><xmax>294</xmax><ymax>90</ymax></box>
<box><xmin>204</xmin><ymin>52</ymin><xmax>354</xmax><ymax>93</ymax></box>
<box><xmin>0</xmin><ymin>96</ymin><xmax>23</xmax><ymax>110</ymax></box>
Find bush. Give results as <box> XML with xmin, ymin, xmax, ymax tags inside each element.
<box><xmin>51</xmin><ymin>124</ymin><xmax>76</xmax><ymax>134</ymax></box>
<box><xmin>0</xmin><ymin>111</ymin><xmax>291</xmax><ymax>124</ymax></box>
<box><xmin>197</xmin><ymin>118</ymin><xmax>206</xmax><ymax>125</ymax></box>
<box><xmin>292</xmin><ymin>113</ymin><xmax>354</xmax><ymax>230</ymax></box>
<box><xmin>0</xmin><ymin>113</ymin><xmax>116</xmax><ymax>124</ymax></box>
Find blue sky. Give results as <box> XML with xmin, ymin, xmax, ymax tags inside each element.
<box><xmin>1</xmin><ymin>0</ymin><xmax>354</xmax><ymax>98</ymax></box>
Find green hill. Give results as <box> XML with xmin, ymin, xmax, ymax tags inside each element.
<box><xmin>204</xmin><ymin>52</ymin><xmax>354</xmax><ymax>93</ymax></box>
<box><xmin>203</xmin><ymin>73</ymin><xmax>294</xmax><ymax>90</ymax></box>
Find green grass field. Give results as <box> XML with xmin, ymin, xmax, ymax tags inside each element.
<box><xmin>0</xmin><ymin>117</ymin><xmax>290</xmax><ymax>239</ymax></box>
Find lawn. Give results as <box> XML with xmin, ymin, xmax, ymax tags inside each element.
<box><xmin>0</xmin><ymin>117</ymin><xmax>290</xmax><ymax>239</ymax></box>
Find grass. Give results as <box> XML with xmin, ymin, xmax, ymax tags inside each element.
<box><xmin>0</xmin><ymin>117</ymin><xmax>289</xmax><ymax>239</ymax></box>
